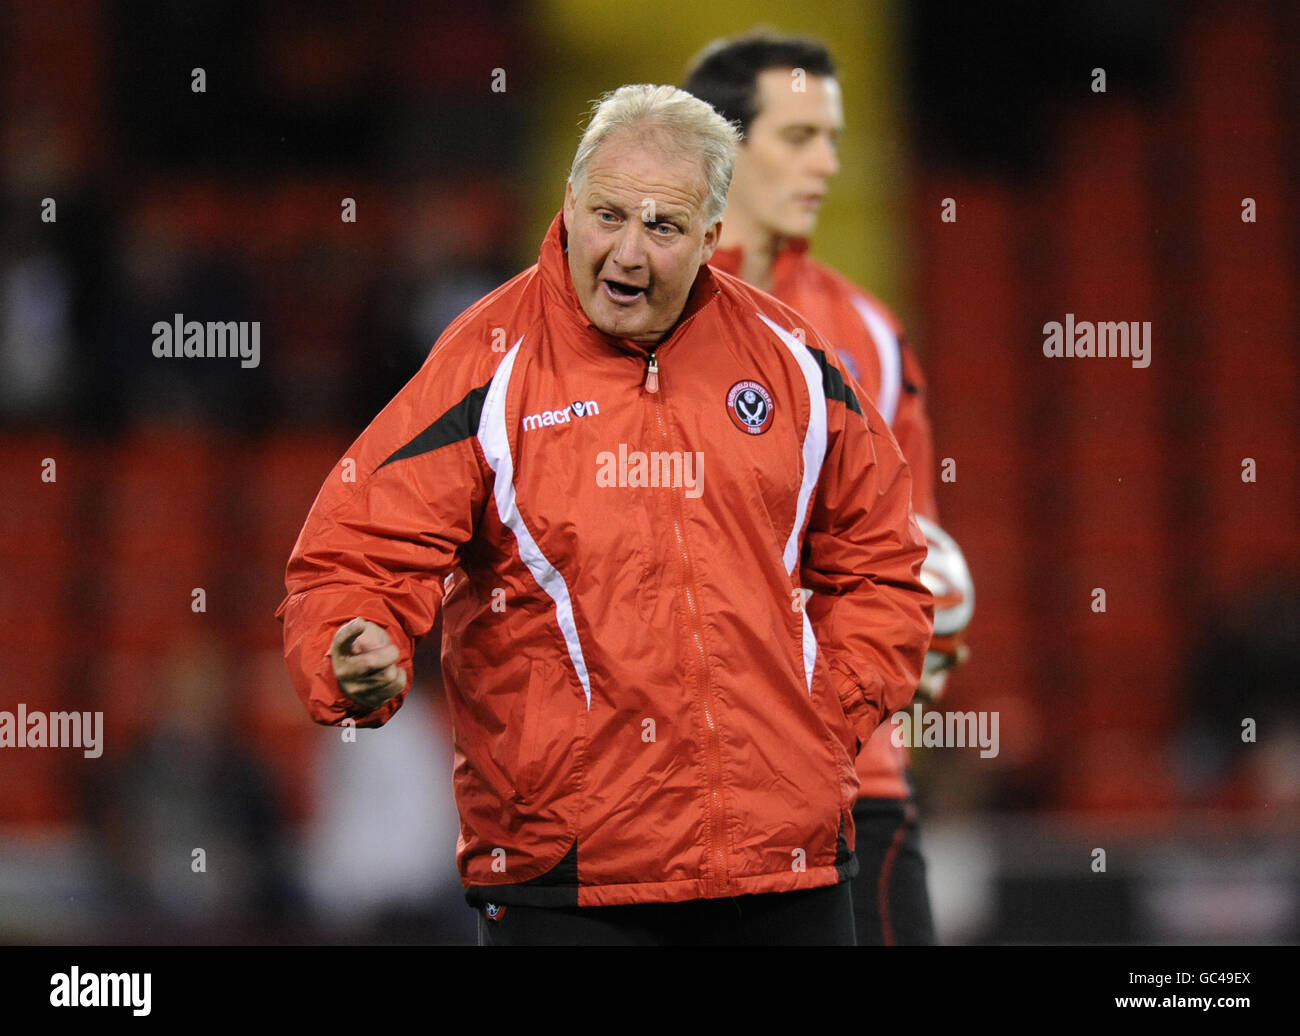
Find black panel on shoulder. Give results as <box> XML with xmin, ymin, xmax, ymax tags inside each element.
<box><xmin>806</xmin><ymin>346</ymin><xmax>864</xmax><ymax>416</ymax></box>
<box><xmin>376</xmin><ymin>380</ymin><xmax>491</xmax><ymax>471</ymax></box>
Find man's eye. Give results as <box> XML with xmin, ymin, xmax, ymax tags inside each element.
<box><xmin>598</xmin><ymin>211</ymin><xmax>619</xmax><ymax>223</ymax></box>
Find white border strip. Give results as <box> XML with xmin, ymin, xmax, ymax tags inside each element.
<box><xmin>757</xmin><ymin>312</ymin><xmax>828</xmax><ymax>692</ymax></box>
<box><xmin>850</xmin><ymin>294</ymin><xmax>901</xmax><ymax>426</ymax></box>
<box><xmin>477</xmin><ymin>337</ymin><xmax>593</xmax><ymax>708</ymax></box>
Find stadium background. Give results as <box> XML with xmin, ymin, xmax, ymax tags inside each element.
<box><xmin>1</xmin><ymin>0</ymin><xmax>1296</xmax><ymax>944</ymax></box>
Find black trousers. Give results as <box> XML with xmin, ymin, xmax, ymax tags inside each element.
<box><xmin>851</xmin><ymin>796</ymin><xmax>936</xmax><ymax>945</ymax></box>
<box><xmin>476</xmin><ymin>881</ymin><xmax>856</xmax><ymax>946</ymax></box>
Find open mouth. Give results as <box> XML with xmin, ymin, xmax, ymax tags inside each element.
<box><xmin>603</xmin><ymin>279</ymin><xmax>647</xmax><ymax>303</ymax></box>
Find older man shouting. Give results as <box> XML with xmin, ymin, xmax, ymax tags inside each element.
<box><xmin>278</xmin><ymin>83</ymin><xmax>932</xmax><ymax>946</ymax></box>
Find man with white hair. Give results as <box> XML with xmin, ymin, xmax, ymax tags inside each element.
<box><xmin>279</xmin><ymin>84</ymin><xmax>932</xmax><ymax>945</ymax></box>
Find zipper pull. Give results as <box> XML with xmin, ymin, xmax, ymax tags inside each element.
<box><xmin>644</xmin><ymin>352</ymin><xmax>659</xmax><ymax>394</ymax></box>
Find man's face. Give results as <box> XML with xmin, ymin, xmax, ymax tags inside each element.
<box><xmin>563</xmin><ymin>129</ymin><xmax>721</xmax><ymax>343</ymax></box>
<box><xmin>728</xmin><ymin>69</ymin><xmax>843</xmax><ymax>240</ymax></box>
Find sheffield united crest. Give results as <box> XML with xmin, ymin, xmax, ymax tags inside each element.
<box><xmin>727</xmin><ymin>380</ymin><xmax>774</xmax><ymax>435</ymax></box>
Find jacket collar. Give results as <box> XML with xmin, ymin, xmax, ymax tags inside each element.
<box><xmin>709</xmin><ymin>236</ymin><xmax>810</xmax><ymax>296</ymax></box>
<box><xmin>538</xmin><ymin>210</ymin><xmax>721</xmax><ymax>358</ymax></box>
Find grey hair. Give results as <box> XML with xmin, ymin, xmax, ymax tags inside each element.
<box><xmin>568</xmin><ymin>83</ymin><xmax>741</xmax><ymax>225</ymax></box>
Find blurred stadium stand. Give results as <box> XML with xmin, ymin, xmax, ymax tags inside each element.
<box><xmin>0</xmin><ymin>0</ymin><xmax>1296</xmax><ymax>943</ymax></box>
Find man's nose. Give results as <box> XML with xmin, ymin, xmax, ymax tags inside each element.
<box><xmin>610</xmin><ymin>223</ymin><xmax>647</xmax><ymax>269</ymax></box>
<box><xmin>811</xmin><ymin>133</ymin><xmax>839</xmax><ymax>178</ymax></box>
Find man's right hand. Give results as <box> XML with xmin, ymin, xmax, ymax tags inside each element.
<box><xmin>912</xmin><ymin>643</ymin><xmax>970</xmax><ymax>705</ymax></box>
<box><xmin>329</xmin><ymin>617</ymin><xmax>408</xmax><ymax>710</ymax></box>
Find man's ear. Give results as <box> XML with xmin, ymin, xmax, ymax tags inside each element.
<box><xmin>699</xmin><ymin>218</ymin><xmax>722</xmax><ymax>264</ymax></box>
<box><xmin>562</xmin><ymin>180</ymin><xmax>575</xmax><ymax>231</ymax></box>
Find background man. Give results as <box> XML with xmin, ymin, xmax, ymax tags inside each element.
<box><xmin>685</xmin><ymin>30</ymin><xmax>967</xmax><ymax>945</ymax></box>
<box><xmin>279</xmin><ymin>83</ymin><xmax>933</xmax><ymax>945</ymax></box>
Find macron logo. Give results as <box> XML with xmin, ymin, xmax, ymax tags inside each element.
<box><xmin>50</xmin><ymin>967</ymin><xmax>151</xmax><ymax>1017</ymax></box>
<box><xmin>521</xmin><ymin>399</ymin><xmax>600</xmax><ymax>432</ymax></box>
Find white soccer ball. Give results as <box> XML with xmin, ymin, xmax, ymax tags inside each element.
<box><xmin>915</xmin><ymin>515</ymin><xmax>974</xmax><ymax>654</ymax></box>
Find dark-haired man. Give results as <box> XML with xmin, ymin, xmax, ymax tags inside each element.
<box><xmin>686</xmin><ymin>30</ymin><xmax>962</xmax><ymax>946</ymax></box>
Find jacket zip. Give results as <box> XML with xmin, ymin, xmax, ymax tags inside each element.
<box><xmin>644</xmin><ymin>344</ymin><xmax>730</xmax><ymax>896</ymax></box>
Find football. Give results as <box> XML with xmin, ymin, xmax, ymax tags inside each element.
<box><xmin>916</xmin><ymin>514</ymin><xmax>975</xmax><ymax>657</ymax></box>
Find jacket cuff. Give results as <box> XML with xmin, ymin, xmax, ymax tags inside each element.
<box><xmin>829</xmin><ymin>661</ymin><xmax>885</xmax><ymax>743</ymax></box>
<box><xmin>283</xmin><ymin>591</ymin><xmax>412</xmax><ymax>729</ymax></box>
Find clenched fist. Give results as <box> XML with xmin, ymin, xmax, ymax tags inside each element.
<box><xmin>330</xmin><ymin>617</ymin><xmax>408</xmax><ymax>710</ymax></box>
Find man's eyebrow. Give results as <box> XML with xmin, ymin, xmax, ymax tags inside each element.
<box><xmin>646</xmin><ymin>205</ymin><xmax>688</xmax><ymax>225</ymax></box>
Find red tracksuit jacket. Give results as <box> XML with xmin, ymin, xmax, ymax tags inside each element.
<box><xmin>279</xmin><ymin>212</ymin><xmax>932</xmax><ymax>907</ymax></box>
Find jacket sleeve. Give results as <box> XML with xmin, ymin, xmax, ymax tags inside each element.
<box><xmin>276</xmin><ymin>335</ymin><xmax>496</xmax><ymax>728</ymax></box>
<box><xmin>799</xmin><ymin>345</ymin><xmax>934</xmax><ymax>744</ymax></box>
